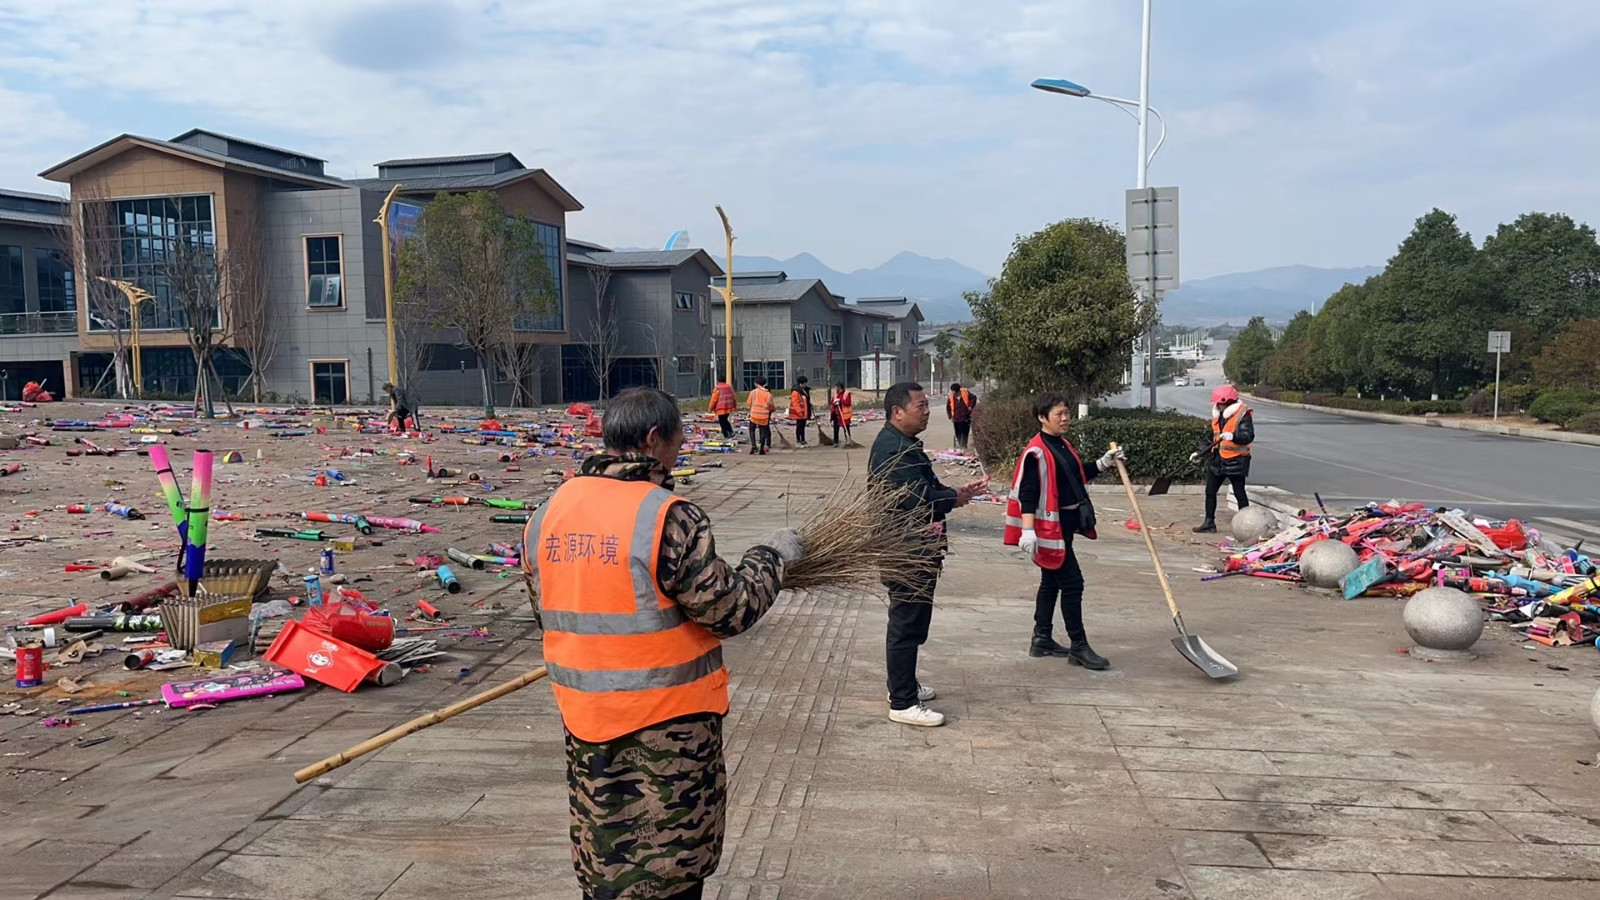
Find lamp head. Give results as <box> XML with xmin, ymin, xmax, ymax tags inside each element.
<box><xmin>1031</xmin><ymin>78</ymin><xmax>1092</xmax><ymax>98</ymax></box>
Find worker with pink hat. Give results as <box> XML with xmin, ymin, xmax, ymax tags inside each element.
<box><xmin>1192</xmin><ymin>384</ymin><xmax>1255</xmax><ymax>533</ymax></box>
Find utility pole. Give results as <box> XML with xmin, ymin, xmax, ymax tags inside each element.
<box><xmin>714</xmin><ymin>206</ymin><xmax>736</xmax><ymax>387</ymax></box>
<box><xmin>1137</xmin><ymin>0</ymin><xmax>1156</xmax><ymax>410</ymax></box>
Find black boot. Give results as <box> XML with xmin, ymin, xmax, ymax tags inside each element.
<box><xmin>1029</xmin><ymin>628</ymin><xmax>1072</xmax><ymax>658</ymax></box>
<box><xmin>1192</xmin><ymin>520</ymin><xmax>1217</xmax><ymax>533</ymax></box>
<box><xmin>1067</xmin><ymin>641</ymin><xmax>1110</xmax><ymax>670</ymax></box>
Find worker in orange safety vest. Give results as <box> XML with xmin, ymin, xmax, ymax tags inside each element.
<box><xmin>788</xmin><ymin>375</ymin><xmax>812</xmax><ymax>447</ymax></box>
<box><xmin>708</xmin><ymin>379</ymin><xmax>737</xmax><ymax>438</ymax></box>
<box><xmin>746</xmin><ymin>377</ymin><xmax>773</xmax><ymax>455</ymax></box>
<box><xmin>522</xmin><ymin>387</ymin><xmax>803</xmax><ymax>900</ymax></box>
<box><xmin>1193</xmin><ymin>384</ymin><xmax>1255</xmax><ymax>533</ymax></box>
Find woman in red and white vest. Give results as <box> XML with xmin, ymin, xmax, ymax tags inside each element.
<box><xmin>1003</xmin><ymin>392</ymin><xmax>1125</xmax><ymax>669</ymax></box>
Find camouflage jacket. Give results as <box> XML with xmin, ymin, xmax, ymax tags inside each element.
<box><xmin>536</xmin><ymin>453</ymin><xmax>785</xmax><ymax>899</ymax></box>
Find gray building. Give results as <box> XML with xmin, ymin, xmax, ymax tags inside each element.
<box><xmin>0</xmin><ymin>189</ymin><xmax>74</xmax><ymax>399</ymax></box>
<box><xmin>31</xmin><ymin>129</ymin><xmax>582</xmax><ymax>406</ymax></box>
<box><xmin>564</xmin><ymin>244</ymin><xmax>722</xmax><ymax>401</ymax></box>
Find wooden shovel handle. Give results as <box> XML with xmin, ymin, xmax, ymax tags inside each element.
<box><xmin>293</xmin><ymin>666</ymin><xmax>549</xmax><ymax>784</ymax></box>
<box><xmin>1109</xmin><ymin>443</ymin><xmax>1184</xmax><ymax>621</ymax></box>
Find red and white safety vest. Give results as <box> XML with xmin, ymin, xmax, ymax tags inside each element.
<box><xmin>1003</xmin><ymin>433</ymin><xmax>1094</xmax><ymax>569</ymax></box>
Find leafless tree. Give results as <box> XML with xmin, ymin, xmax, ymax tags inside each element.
<box><xmin>579</xmin><ymin>264</ymin><xmax>618</xmax><ymax>400</ymax></box>
<box><xmin>50</xmin><ymin>184</ymin><xmax>131</xmax><ymax>397</ymax></box>
<box><xmin>161</xmin><ymin>232</ymin><xmax>238</xmax><ymax>417</ymax></box>
<box><xmin>227</xmin><ymin>213</ymin><xmax>279</xmax><ymax>403</ymax></box>
<box><xmin>493</xmin><ymin>332</ymin><xmax>543</xmax><ymax>408</ymax></box>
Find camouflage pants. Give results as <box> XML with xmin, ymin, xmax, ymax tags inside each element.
<box><xmin>566</xmin><ymin>713</ymin><xmax>727</xmax><ymax>900</ymax></box>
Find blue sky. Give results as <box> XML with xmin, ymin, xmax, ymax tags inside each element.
<box><xmin>1</xmin><ymin>0</ymin><xmax>1596</xmax><ymax>280</ymax></box>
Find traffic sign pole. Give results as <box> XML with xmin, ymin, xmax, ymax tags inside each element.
<box><xmin>1487</xmin><ymin>331</ymin><xmax>1511</xmax><ymax>421</ymax></box>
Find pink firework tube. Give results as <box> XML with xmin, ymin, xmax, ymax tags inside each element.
<box><xmin>147</xmin><ymin>444</ymin><xmax>190</xmax><ymax>539</ymax></box>
<box><xmin>182</xmin><ymin>450</ymin><xmax>215</xmax><ymax>589</ymax></box>
<box><xmin>366</xmin><ymin>515</ymin><xmax>441</xmax><ymax>534</ymax></box>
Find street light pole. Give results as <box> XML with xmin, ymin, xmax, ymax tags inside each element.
<box><xmin>714</xmin><ymin>205</ymin><xmax>736</xmax><ymax>387</ymax></box>
<box><xmin>375</xmin><ymin>184</ymin><xmax>404</xmax><ymax>392</ymax></box>
<box><xmin>1137</xmin><ymin>0</ymin><xmax>1157</xmax><ymax>410</ymax></box>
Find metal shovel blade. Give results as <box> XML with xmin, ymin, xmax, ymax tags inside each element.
<box><xmin>1172</xmin><ymin>633</ymin><xmax>1239</xmax><ymax>679</ymax></box>
<box><xmin>1147</xmin><ymin>474</ymin><xmax>1175</xmax><ymax>496</ymax></box>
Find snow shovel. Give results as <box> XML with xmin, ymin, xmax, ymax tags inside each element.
<box><xmin>1110</xmin><ymin>442</ymin><xmax>1240</xmax><ymax>679</ymax></box>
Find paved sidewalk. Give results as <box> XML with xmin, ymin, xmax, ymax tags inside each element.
<box><xmin>5</xmin><ymin>418</ymin><xmax>1600</xmax><ymax>899</ymax></box>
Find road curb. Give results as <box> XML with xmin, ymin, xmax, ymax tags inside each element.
<box><xmin>1242</xmin><ymin>394</ymin><xmax>1600</xmax><ymax>448</ymax></box>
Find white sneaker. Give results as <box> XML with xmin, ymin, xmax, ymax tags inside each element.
<box><xmin>888</xmin><ymin>703</ymin><xmax>946</xmax><ymax>727</ymax></box>
<box><xmin>887</xmin><ymin>684</ymin><xmax>937</xmax><ymax>703</ymax></box>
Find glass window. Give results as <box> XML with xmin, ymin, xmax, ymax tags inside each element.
<box><xmin>305</xmin><ymin>236</ymin><xmax>343</xmax><ymax>308</ymax></box>
<box><xmin>35</xmin><ymin>248</ymin><xmax>74</xmax><ymax>313</ymax></box>
<box><xmin>830</xmin><ymin>324</ymin><xmax>842</xmax><ymax>350</ymax></box>
<box><xmin>888</xmin><ymin>328</ymin><xmax>898</xmax><ymax>346</ymax></box>
<box><xmin>311</xmin><ymin>361</ymin><xmax>349</xmax><ymax>405</ymax></box>
<box><xmin>861</xmin><ymin>326</ymin><xmax>870</xmax><ymax>350</ymax></box>
<box><xmin>515</xmin><ymin>220</ymin><xmax>565</xmax><ymax>332</ymax></box>
<box><xmin>872</xmin><ymin>323</ymin><xmax>885</xmax><ymax>347</ymax></box>
<box><xmin>0</xmin><ymin>246</ymin><xmax>23</xmax><ymax>314</ymax></box>
<box><xmin>765</xmin><ymin>361</ymin><xmax>786</xmax><ymax>390</ymax></box>
<box><xmin>740</xmin><ymin>360</ymin><xmax>763</xmax><ymax>391</ymax></box>
<box><xmin>792</xmin><ymin>324</ymin><xmax>805</xmax><ymax>351</ymax></box>
<box><xmin>812</xmin><ymin>325</ymin><xmax>825</xmax><ymax>350</ymax></box>
<box><xmin>674</xmin><ymin>291</ymin><xmax>694</xmax><ymax>311</ymax></box>
<box><xmin>677</xmin><ymin>355</ymin><xmax>696</xmax><ymax>375</ymax></box>
<box><xmin>86</xmin><ymin>194</ymin><xmax>215</xmax><ymax>331</ymax></box>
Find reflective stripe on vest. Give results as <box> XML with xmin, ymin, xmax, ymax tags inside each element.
<box><xmin>1002</xmin><ymin>441</ymin><xmax>1068</xmax><ymax>569</ymax></box>
<box><xmin>530</xmin><ymin>477</ymin><xmax>729</xmax><ymax>741</ymax></box>
<box><xmin>1214</xmin><ymin>405</ymin><xmax>1250</xmax><ymax>459</ymax></box>
<box><xmin>749</xmin><ymin>389</ymin><xmax>772</xmax><ymax>424</ymax></box>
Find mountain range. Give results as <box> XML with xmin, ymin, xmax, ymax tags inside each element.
<box><xmin>1157</xmin><ymin>264</ymin><xmax>1382</xmax><ymax>326</ymax></box>
<box><xmin>634</xmin><ymin>246</ymin><xmax>1380</xmax><ymax>326</ymax></box>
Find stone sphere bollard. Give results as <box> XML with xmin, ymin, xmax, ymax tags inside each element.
<box><xmin>1403</xmin><ymin>586</ymin><xmax>1484</xmax><ymax>661</ymax></box>
<box><xmin>1229</xmin><ymin>506</ymin><xmax>1279</xmax><ymax>544</ymax></box>
<box><xmin>1299</xmin><ymin>539</ymin><xmax>1360</xmax><ymax>590</ymax></box>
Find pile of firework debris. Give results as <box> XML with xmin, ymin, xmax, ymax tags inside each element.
<box><xmin>1210</xmin><ymin>501</ymin><xmax>1600</xmax><ymax>648</ymax></box>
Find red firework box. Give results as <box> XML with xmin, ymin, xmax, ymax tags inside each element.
<box><xmin>264</xmin><ymin>620</ymin><xmax>383</xmax><ymax>692</ymax></box>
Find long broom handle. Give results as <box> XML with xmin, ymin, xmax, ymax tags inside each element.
<box><xmin>1109</xmin><ymin>443</ymin><xmax>1184</xmax><ymax>621</ymax></box>
<box><xmin>293</xmin><ymin>666</ymin><xmax>548</xmax><ymax>784</ymax></box>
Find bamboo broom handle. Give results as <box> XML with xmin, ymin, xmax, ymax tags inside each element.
<box><xmin>293</xmin><ymin>666</ymin><xmax>549</xmax><ymax>784</ymax></box>
<box><xmin>1109</xmin><ymin>443</ymin><xmax>1183</xmax><ymax>621</ymax></box>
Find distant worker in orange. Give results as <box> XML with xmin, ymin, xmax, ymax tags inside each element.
<box><xmin>709</xmin><ymin>377</ymin><xmax>737</xmax><ymax>439</ymax></box>
<box><xmin>946</xmin><ymin>382</ymin><xmax>977</xmax><ymax>451</ymax></box>
<box><xmin>788</xmin><ymin>375</ymin><xmax>812</xmax><ymax>447</ymax></box>
<box><xmin>1193</xmin><ymin>384</ymin><xmax>1255</xmax><ymax>534</ymax></box>
<box><xmin>746</xmin><ymin>377</ymin><xmax>773</xmax><ymax>455</ymax></box>
<box><xmin>829</xmin><ymin>381</ymin><xmax>853</xmax><ymax>447</ymax></box>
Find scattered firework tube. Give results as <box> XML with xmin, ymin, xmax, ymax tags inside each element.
<box><xmin>25</xmin><ymin>602</ymin><xmax>88</xmax><ymax>626</ymax></box>
<box><xmin>491</xmin><ymin>513</ymin><xmax>530</xmax><ymax>524</ymax></box>
<box><xmin>66</xmin><ymin>504</ymin><xmax>88</xmax><ymax>514</ymax></box>
<box><xmin>480</xmin><ymin>498</ymin><xmax>530</xmax><ymax>510</ymax></box>
<box><xmin>301</xmin><ymin>511</ymin><xmax>374</xmax><ymax>534</ymax></box>
<box><xmin>476</xmin><ymin>554</ymin><xmax>519</xmax><ymax>567</ymax></box>
<box><xmin>183</xmin><ymin>450</ymin><xmax>215</xmax><ymax>590</ymax></box>
<box><xmin>488</xmin><ymin>542</ymin><xmax>519</xmax><ymax>558</ymax></box>
<box><xmin>446</xmin><ymin>548</ymin><xmax>485</xmax><ymax>570</ymax></box>
<box><xmin>435</xmin><ymin>565</ymin><xmax>461</xmax><ymax>593</ymax></box>
<box><xmin>64</xmin><ymin>614</ymin><xmax>163</xmax><ymax>632</ymax></box>
<box><xmin>409</xmin><ymin>496</ymin><xmax>474</xmax><ymax>506</ymax></box>
<box><xmin>118</xmin><ymin>581</ymin><xmax>179</xmax><ymax>613</ymax></box>
<box><xmin>146</xmin><ymin>445</ymin><xmax>189</xmax><ymax>534</ymax></box>
<box><xmin>64</xmin><ymin>697</ymin><xmax>164</xmax><ymax>714</ymax></box>
<box><xmin>366</xmin><ymin>515</ymin><xmax>440</xmax><ymax>533</ymax></box>
<box><xmin>418</xmin><ymin>599</ymin><xmax>443</xmax><ymax>618</ymax></box>
<box><xmin>104</xmin><ymin>502</ymin><xmax>144</xmax><ymax>520</ymax></box>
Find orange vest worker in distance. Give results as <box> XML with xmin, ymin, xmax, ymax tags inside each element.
<box><xmin>522</xmin><ymin>387</ymin><xmax>803</xmax><ymax>899</ymax></box>
<box><xmin>747</xmin><ymin>384</ymin><xmax>773</xmax><ymax>424</ymax></box>
<box><xmin>1194</xmin><ymin>383</ymin><xmax>1255</xmax><ymax>534</ymax></box>
<box><xmin>709</xmin><ymin>381</ymin><xmax>736</xmax><ymax>416</ymax></box>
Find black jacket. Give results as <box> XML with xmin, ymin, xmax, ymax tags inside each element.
<box><xmin>1016</xmin><ymin>432</ymin><xmax>1101</xmax><ymax>537</ymax></box>
<box><xmin>868</xmin><ymin>423</ymin><xmax>957</xmax><ymax>569</ymax></box>
<box><xmin>1206</xmin><ymin>403</ymin><xmax>1255</xmax><ymax>477</ymax></box>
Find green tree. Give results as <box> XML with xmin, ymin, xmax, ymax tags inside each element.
<box><xmin>397</xmin><ymin>191</ymin><xmax>556</xmax><ymax>416</ymax></box>
<box><xmin>1533</xmin><ymin>319</ymin><xmax>1600</xmax><ymax>390</ymax></box>
<box><xmin>931</xmin><ymin>331</ymin><xmax>958</xmax><ymax>387</ymax></box>
<box><xmin>962</xmin><ymin>218</ymin><xmax>1150</xmax><ymax>402</ymax></box>
<box><xmin>1223</xmin><ymin>316</ymin><xmax>1275</xmax><ymax>385</ymax></box>
<box><xmin>1260</xmin><ymin>309</ymin><xmax>1315</xmax><ymax>389</ymax></box>
<box><xmin>1479</xmin><ymin>212</ymin><xmax>1600</xmax><ymax>378</ymax></box>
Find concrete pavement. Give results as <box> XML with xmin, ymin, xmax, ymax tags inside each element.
<box><xmin>6</xmin><ymin>413</ymin><xmax>1598</xmax><ymax>898</ymax></box>
<box><xmin>1151</xmin><ymin>360</ymin><xmax>1600</xmax><ymax>547</ymax></box>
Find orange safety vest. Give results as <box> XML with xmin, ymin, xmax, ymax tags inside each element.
<box><xmin>523</xmin><ymin>478</ymin><xmax>729</xmax><ymax>742</ymax></box>
<box><xmin>709</xmin><ymin>383</ymin><xmax>736</xmax><ymax>415</ymax></box>
<box><xmin>947</xmin><ymin>389</ymin><xmax>974</xmax><ymax>420</ymax></box>
<box><xmin>788</xmin><ymin>389</ymin><xmax>810</xmax><ymax>420</ymax></box>
<box><xmin>748</xmin><ymin>387</ymin><xmax>773</xmax><ymax>425</ymax></box>
<box><xmin>1213</xmin><ymin>404</ymin><xmax>1251</xmax><ymax>459</ymax></box>
<box><xmin>832</xmin><ymin>390</ymin><xmax>852</xmax><ymax>425</ymax></box>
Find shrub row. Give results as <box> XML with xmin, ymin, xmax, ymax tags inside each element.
<box><xmin>1254</xmin><ymin>382</ymin><xmax>1600</xmax><ymax>433</ymax></box>
<box><xmin>1250</xmin><ymin>386</ymin><xmax>1463</xmax><ymax>415</ymax></box>
<box><xmin>970</xmin><ymin>400</ymin><xmax>1211</xmax><ymax>482</ymax></box>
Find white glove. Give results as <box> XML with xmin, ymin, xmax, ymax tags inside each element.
<box><xmin>1188</xmin><ymin>452</ymin><xmax>1201</xmax><ymax>463</ymax></box>
<box><xmin>1019</xmin><ymin>529</ymin><xmax>1039</xmax><ymax>555</ymax></box>
<box><xmin>764</xmin><ymin>528</ymin><xmax>804</xmax><ymax>564</ymax></box>
<box><xmin>1097</xmin><ymin>447</ymin><xmax>1126</xmax><ymax>470</ymax></box>
<box><xmin>1220</xmin><ymin>432</ymin><xmax>1234</xmax><ymax>442</ymax></box>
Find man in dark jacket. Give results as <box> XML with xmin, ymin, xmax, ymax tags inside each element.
<box><xmin>1193</xmin><ymin>384</ymin><xmax>1255</xmax><ymax>533</ymax></box>
<box><xmin>868</xmin><ymin>381</ymin><xmax>988</xmax><ymax>727</ymax></box>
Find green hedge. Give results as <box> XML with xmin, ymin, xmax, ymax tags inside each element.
<box><xmin>1528</xmin><ymin>388</ymin><xmax>1600</xmax><ymax>427</ymax></box>
<box><xmin>971</xmin><ymin>400</ymin><xmax>1210</xmax><ymax>481</ymax></box>
<box><xmin>1248</xmin><ymin>386</ymin><xmax>1462</xmax><ymax>416</ymax></box>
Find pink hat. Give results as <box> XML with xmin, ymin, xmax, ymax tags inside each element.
<box><xmin>1211</xmin><ymin>384</ymin><xmax>1239</xmax><ymax>404</ymax></box>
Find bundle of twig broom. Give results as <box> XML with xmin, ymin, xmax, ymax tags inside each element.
<box><xmin>783</xmin><ymin>481</ymin><xmax>941</xmax><ymax>591</ymax></box>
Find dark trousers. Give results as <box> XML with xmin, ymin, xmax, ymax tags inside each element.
<box><xmin>1204</xmin><ymin>469</ymin><xmax>1250</xmax><ymax>520</ymax></box>
<box><xmin>886</xmin><ymin>573</ymin><xmax>937</xmax><ymax>709</ymax></box>
<box><xmin>717</xmin><ymin>414</ymin><xmax>733</xmax><ymax>438</ymax></box>
<box><xmin>1035</xmin><ymin>541</ymin><xmax>1086</xmax><ymax>644</ymax></box>
<box><xmin>832</xmin><ymin>420</ymin><xmax>850</xmax><ymax>444</ymax></box>
<box><xmin>953</xmin><ymin>420</ymin><xmax>971</xmax><ymax>448</ymax></box>
<box><xmin>795</xmin><ymin>419</ymin><xmax>808</xmax><ymax>444</ymax></box>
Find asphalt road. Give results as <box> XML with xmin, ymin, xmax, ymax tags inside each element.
<box><xmin>1124</xmin><ymin>358</ymin><xmax>1600</xmax><ymax>547</ymax></box>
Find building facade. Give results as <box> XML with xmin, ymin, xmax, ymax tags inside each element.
<box><xmin>0</xmin><ymin>189</ymin><xmax>74</xmax><ymax>398</ymax></box>
<box><xmin>30</xmin><ymin>130</ymin><xmax>581</xmax><ymax>406</ymax></box>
